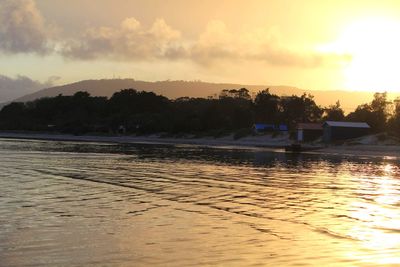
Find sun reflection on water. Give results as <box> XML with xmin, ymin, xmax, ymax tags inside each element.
<box><xmin>346</xmin><ymin>163</ymin><xmax>400</xmax><ymax>264</ymax></box>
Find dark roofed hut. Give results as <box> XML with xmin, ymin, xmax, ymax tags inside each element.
<box><xmin>296</xmin><ymin>123</ymin><xmax>323</xmax><ymax>142</ymax></box>
<box><xmin>323</xmin><ymin>121</ymin><xmax>370</xmax><ymax>143</ymax></box>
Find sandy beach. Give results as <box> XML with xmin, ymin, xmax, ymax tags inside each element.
<box><xmin>0</xmin><ymin>131</ymin><xmax>399</xmax><ymax>159</ymax></box>
<box><xmin>0</xmin><ymin>131</ymin><xmax>289</xmax><ymax>148</ymax></box>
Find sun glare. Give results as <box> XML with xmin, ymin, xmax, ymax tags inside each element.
<box><xmin>329</xmin><ymin>17</ymin><xmax>400</xmax><ymax>92</ymax></box>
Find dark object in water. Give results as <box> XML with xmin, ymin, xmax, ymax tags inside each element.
<box><xmin>285</xmin><ymin>144</ymin><xmax>321</xmax><ymax>152</ymax></box>
<box><xmin>285</xmin><ymin>144</ymin><xmax>302</xmax><ymax>152</ymax></box>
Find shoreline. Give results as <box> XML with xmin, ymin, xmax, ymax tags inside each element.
<box><xmin>0</xmin><ymin>131</ymin><xmax>288</xmax><ymax>149</ymax></box>
<box><xmin>0</xmin><ymin>131</ymin><xmax>399</xmax><ymax>159</ymax></box>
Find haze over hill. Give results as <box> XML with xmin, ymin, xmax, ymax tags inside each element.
<box><xmin>13</xmin><ymin>79</ymin><xmax>400</xmax><ymax>113</ymax></box>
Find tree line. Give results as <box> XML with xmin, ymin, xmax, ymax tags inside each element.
<box><xmin>0</xmin><ymin>88</ymin><xmax>399</xmax><ymax>137</ymax></box>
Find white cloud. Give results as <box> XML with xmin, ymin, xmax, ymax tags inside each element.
<box><xmin>62</xmin><ymin>17</ymin><xmax>182</xmax><ymax>61</ymax></box>
<box><xmin>0</xmin><ymin>0</ymin><xmax>52</xmax><ymax>54</ymax></box>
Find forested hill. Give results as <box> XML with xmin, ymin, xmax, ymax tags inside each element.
<box><xmin>13</xmin><ymin>79</ymin><xmax>398</xmax><ymax>113</ymax></box>
<box><xmin>1</xmin><ymin>88</ymin><xmax>398</xmax><ymax>137</ymax></box>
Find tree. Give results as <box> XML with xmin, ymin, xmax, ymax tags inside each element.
<box><xmin>324</xmin><ymin>101</ymin><xmax>345</xmax><ymax>121</ymax></box>
<box><xmin>108</xmin><ymin>89</ymin><xmax>170</xmax><ymax>132</ymax></box>
<box><xmin>346</xmin><ymin>92</ymin><xmax>391</xmax><ymax>132</ymax></box>
<box><xmin>371</xmin><ymin>92</ymin><xmax>391</xmax><ymax>119</ymax></box>
<box><xmin>279</xmin><ymin>93</ymin><xmax>323</xmax><ymax>125</ymax></box>
<box><xmin>4</xmin><ymin>88</ymin><xmax>394</xmax><ymax>136</ymax></box>
<box><xmin>388</xmin><ymin>98</ymin><xmax>400</xmax><ymax>136</ymax></box>
<box><xmin>219</xmin><ymin>88</ymin><xmax>251</xmax><ymax>100</ymax></box>
<box><xmin>0</xmin><ymin>102</ymin><xmax>28</xmax><ymax>130</ymax></box>
<box><xmin>254</xmin><ymin>89</ymin><xmax>280</xmax><ymax>123</ymax></box>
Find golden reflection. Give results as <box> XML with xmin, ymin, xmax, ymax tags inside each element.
<box><xmin>346</xmin><ymin>163</ymin><xmax>400</xmax><ymax>264</ymax></box>
<box><xmin>375</xmin><ymin>164</ymin><xmax>400</xmax><ymax>206</ymax></box>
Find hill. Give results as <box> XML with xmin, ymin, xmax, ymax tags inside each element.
<box><xmin>13</xmin><ymin>79</ymin><xmax>400</xmax><ymax>113</ymax></box>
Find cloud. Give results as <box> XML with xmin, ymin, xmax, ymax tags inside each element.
<box><xmin>190</xmin><ymin>20</ymin><xmax>238</xmax><ymax>64</ymax></box>
<box><xmin>0</xmin><ymin>0</ymin><xmax>52</xmax><ymax>54</ymax></box>
<box><xmin>62</xmin><ymin>18</ymin><xmax>350</xmax><ymax>68</ymax></box>
<box><xmin>0</xmin><ymin>2</ymin><xmax>349</xmax><ymax>69</ymax></box>
<box><xmin>62</xmin><ymin>17</ymin><xmax>183</xmax><ymax>61</ymax></box>
<box><xmin>0</xmin><ymin>74</ymin><xmax>58</xmax><ymax>102</ymax></box>
<box><xmin>190</xmin><ymin>20</ymin><xmax>351</xmax><ymax>67</ymax></box>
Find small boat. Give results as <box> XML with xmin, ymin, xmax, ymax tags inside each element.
<box><xmin>285</xmin><ymin>144</ymin><xmax>302</xmax><ymax>152</ymax></box>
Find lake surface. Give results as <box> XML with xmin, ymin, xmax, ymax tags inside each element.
<box><xmin>1</xmin><ymin>138</ymin><xmax>400</xmax><ymax>266</ymax></box>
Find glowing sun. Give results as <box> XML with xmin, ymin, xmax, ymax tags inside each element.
<box><xmin>331</xmin><ymin>17</ymin><xmax>400</xmax><ymax>92</ymax></box>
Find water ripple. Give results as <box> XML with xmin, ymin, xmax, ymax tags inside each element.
<box><xmin>1</xmin><ymin>139</ymin><xmax>400</xmax><ymax>266</ymax></box>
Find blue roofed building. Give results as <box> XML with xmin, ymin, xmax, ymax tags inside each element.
<box><xmin>253</xmin><ymin>123</ymin><xmax>288</xmax><ymax>133</ymax></box>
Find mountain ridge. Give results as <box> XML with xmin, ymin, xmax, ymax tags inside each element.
<box><xmin>12</xmin><ymin>79</ymin><xmax>400</xmax><ymax>113</ymax></box>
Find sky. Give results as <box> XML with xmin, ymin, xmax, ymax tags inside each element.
<box><xmin>1</xmin><ymin>0</ymin><xmax>400</xmax><ymax>102</ymax></box>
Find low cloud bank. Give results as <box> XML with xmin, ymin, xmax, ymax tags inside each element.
<box><xmin>0</xmin><ymin>74</ymin><xmax>59</xmax><ymax>102</ymax></box>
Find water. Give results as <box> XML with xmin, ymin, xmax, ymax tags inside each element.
<box><xmin>1</xmin><ymin>138</ymin><xmax>400</xmax><ymax>266</ymax></box>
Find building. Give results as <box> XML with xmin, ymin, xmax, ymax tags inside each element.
<box><xmin>323</xmin><ymin>121</ymin><xmax>370</xmax><ymax>142</ymax></box>
<box><xmin>277</xmin><ymin>124</ymin><xmax>289</xmax><ymax>131</ymax></box>
<box><xmin>253</xmin><ymin>123</ymin><xmax>288</xmax><ymax>133</ymax></box>
<box><xmin>254</xmin><ymin>123</ymin><xmax>275</xmax><ymax>133</ymax></box>
<box><xmin>296</xmin><ymin>123</ymin><xmax>323</xmax><ymax>142</ymax></box>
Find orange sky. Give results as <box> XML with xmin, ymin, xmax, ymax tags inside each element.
<box><xmin>1</xmin><ymin>0</ymin><xmax>400</xmax><ymax>101</ymax></box>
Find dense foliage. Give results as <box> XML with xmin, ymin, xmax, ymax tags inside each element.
<box><xmin>0</xmin><ymin>88</ymin><xmax>398</xmax><ymax>136</ymax></box>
